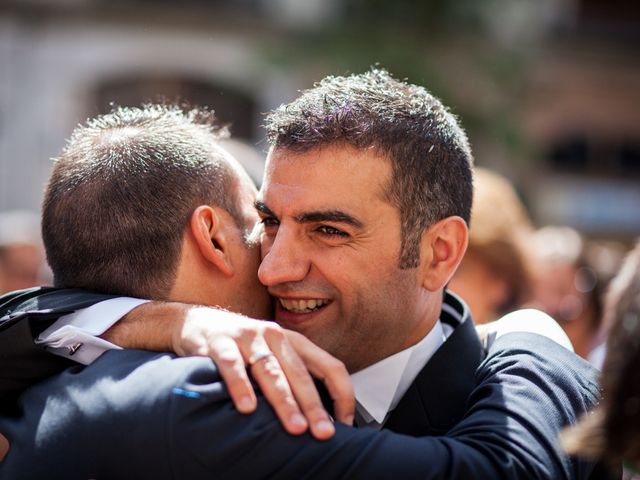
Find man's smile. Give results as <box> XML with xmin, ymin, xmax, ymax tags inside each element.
<box><xmin>273</xmin><ymin>295</ymin><xmax>335</xmax><ymax>327</ymax></box>
<box><xmin>278</xmin><ymin>298</ymin><xmax>331</xmax><ymax>314</ymax></box>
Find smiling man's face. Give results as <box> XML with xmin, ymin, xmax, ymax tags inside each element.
<box><xmin>256</xmin><ymin>144</ymin><xmax>433</xmax><ymax>373</ymax></box>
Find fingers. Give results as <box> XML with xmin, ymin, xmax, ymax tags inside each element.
<box><xmin>265</xmin><ymin>327</ymin><xmax>336</xmax><ymax>440</ymax></box>
<box><xmin>314</xmin><ymin>357</ymin><xmax>354</xmax><ymax>426</ymax></box>
<box><xmin>172</xmin><ymin>308</ymin><xmax>346</xmax><ymax>440</ymax></box>
<box><xmin>175</xmin><ymin>309</ymin><xmax>259</xmax><ymax>415</ymax></box>
<box><xmin>208</xmin><ymin>335</ymin><xmax>257</xmax><ymax>414</ymax></box>
<box><xmin>285</xmin><ymin>330</ymin><xmax>355</xmax><ymax>426</ymax></box>
<box><xmin>240</xmin><ymin>333</ymin><xmax>309</xmax><ymax>436</ymax></box>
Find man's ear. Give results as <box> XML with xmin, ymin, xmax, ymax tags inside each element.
<box><xmin>190</xmin><ymin>205</ymin><xmax>234</xmax><ymax>277</ymax></box>
<box><xmin>420</xmin><ymin>216</ymin><xmax>469</xmax><ymax>292</ymax></box>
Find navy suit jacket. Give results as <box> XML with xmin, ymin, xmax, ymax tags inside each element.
<box><xmin>0</xmin><ymin>289</ymin><xmax>598</xmax><ymax>478</ymax></box>
<box><xmin>0</xmin><ymin>287</ymin><xmax>120</xmax><ymax>412</ymax></box>
<box><xmin>1</xmin><ymin>333</ymin><xmax>601</xmax><ymax>479</ymax></box>
<box><xmin>384</xmin><ymin>294</ymin><xmax>485</xmax><ymax>436</ymax></box>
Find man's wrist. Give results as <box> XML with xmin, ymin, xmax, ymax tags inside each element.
<box><xmin>101</xmin><ymin>301</ymin><xmax>189</xmax><ymax>353</ymax></box>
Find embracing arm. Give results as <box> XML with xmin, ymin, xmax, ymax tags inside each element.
<box><xmin>105</xmin><ymin>301</ymin><xmax>355</xmax><ymax>439</ymax></box>
<box><xmin>0</xmin><ymin>288</ymin><xmax>355</xmax><ymax>440</ymax></box>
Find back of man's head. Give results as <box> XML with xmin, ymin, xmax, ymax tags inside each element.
<box><xmin>265</xmin><ymin>68</ymin><xmax>473</xmax><ymax>268</ymax></box>
<box><xmin>43</xmin><ymin>105</ymin><xmax>242</xmax><ymax>299</ymax></box>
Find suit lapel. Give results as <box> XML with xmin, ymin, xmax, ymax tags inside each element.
<box><xmin>383</xmin><ymin>293</ymin><xmax>485</xmax><ymax>436</ymax></box>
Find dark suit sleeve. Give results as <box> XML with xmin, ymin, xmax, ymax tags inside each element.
<box><xmin>0</xmin><ymin>287</ymin><xmax>119</xmax><ymax>407</ymax></box>
<box><xmin>169</xmin><ymin>333</ymin><xmax>600</xmax><ymax>480</ymax></box>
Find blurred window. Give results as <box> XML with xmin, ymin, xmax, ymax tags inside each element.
<box><xmin>549</xmin><ymin>135</ymin><xmax>640</xmax><ymax>178</ymax></box>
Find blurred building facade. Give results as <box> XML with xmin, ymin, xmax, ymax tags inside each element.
<box><xmin>0</xmin><ymin>0</ymin><xmax>638</xmax><ymax>241</ymax></box>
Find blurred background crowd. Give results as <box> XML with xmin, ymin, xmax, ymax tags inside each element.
<box><xmin>0</xmin><ymin>0</ymin><xmax>638</xmax><ymax>363</ymax></box>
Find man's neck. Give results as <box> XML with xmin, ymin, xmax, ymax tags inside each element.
<box><xmin>351</xmin><ymin>294</ymin><xmax>443</xmax><ymax>373</ymax></box>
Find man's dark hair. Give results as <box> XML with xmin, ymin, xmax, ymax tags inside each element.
<box><xmin>42</xmin><ymin>104</ymin><xmax>242</xmax><ymax>299</ymax></box>
<box><xmin>265</xmin><ymin>68</ymin><xmax>473</xmax><ymax>268</ymax></box>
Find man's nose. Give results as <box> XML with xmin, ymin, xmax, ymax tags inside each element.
<box><xmin>258</xmin><ymin>228</ymin><xmax>310</xmax><ymax>287</ymax></box>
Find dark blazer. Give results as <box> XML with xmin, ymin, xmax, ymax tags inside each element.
<box><xmin>384</xmin><ymin>292</ymin><xmax>484</xmax><ymax>436</ymax></box>
<box><xmin>0</xmin><ymin>287</ymin><xmax>119</xmax><ymax>412</ymax></box>
<box><xmin>0</xmin><ymin>287</ymin><xmax>484</xmax><ymax>430</ymax></box>
<box><xmin>0</xmin><ymin>333</ymin><xmax>602</xmax><ymax>479</ymax></box>
<box><xmin>0</xmin><ymin>287</ymin><xmax>608</xmax><ymax>478</ymax></box>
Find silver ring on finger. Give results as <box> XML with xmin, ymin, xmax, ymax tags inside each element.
<box><xmin>248</xmin><ymin>350</ymin><xmax>275</xmax><ymax>367</ymax></box>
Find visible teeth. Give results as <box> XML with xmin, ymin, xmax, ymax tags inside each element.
<box><xmin>280</xmin><ymin>298</ymin><xmax>328</xmax><ymax>313</ymax></box>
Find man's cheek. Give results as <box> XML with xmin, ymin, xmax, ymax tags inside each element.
<box><xmin>258</xmin><ymin>234</ymin><xmax>273</xmax><ymax>260</ymax></box>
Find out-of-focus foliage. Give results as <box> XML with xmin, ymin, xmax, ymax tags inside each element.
<box><xmin>264</xmin><ymin>0</ymin><xmax>532</xmax><ymax>164</ymax></box>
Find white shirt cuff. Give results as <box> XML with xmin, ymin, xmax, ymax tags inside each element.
<box><xmin>36</xmin><ymin>297</ymin><xmax>149</xmax><ymax>365</ymax></box>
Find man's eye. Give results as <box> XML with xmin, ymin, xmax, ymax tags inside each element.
<box><xmin>260</xmin><ymin>217</ymin><xmax>279</xmax><ymax>228</ymax></box>
<box><xmin>317</xmin><ymin>225</ymin><xmax>348</xmax><ymax>237</ymax></box>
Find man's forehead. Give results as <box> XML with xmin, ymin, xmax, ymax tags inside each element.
<box><xmin>262</xmin><ymin>144</ymin><xmax>391</xmax><ymax>189</ymax></box>
<box><xmin>257</xmin><ymin>149</ymin><xmax>394</xmax><ymax>222</ymax></box>
<box><xmin>265</xmin><ymin>143</ymin><xmax>379</xmax><ymax>166</ymax></box>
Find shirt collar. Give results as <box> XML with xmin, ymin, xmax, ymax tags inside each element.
<box><xmin>350</xmin><ymin>319</ymin><xmax>448</xmax><ymax>426</ymax></box>
<box><xmin>349</xmin><ymin>291</ymin><xmax>470</xmax><ymax>428</ymax></box>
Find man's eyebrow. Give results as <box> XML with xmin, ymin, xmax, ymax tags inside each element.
<box><xmin>296</xmin><ymin>210</ymin><xmax>364</xmax><ymax>229</ymax></box>
<box><xmin>255</xmin><ymin>200</ymin><xmax>363</xmax><ymax>228</ymax></box>
<box><xmin>254</xmin><ymin>200</ymin><xmax>276</xmax><ymax>217</ymax></box>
